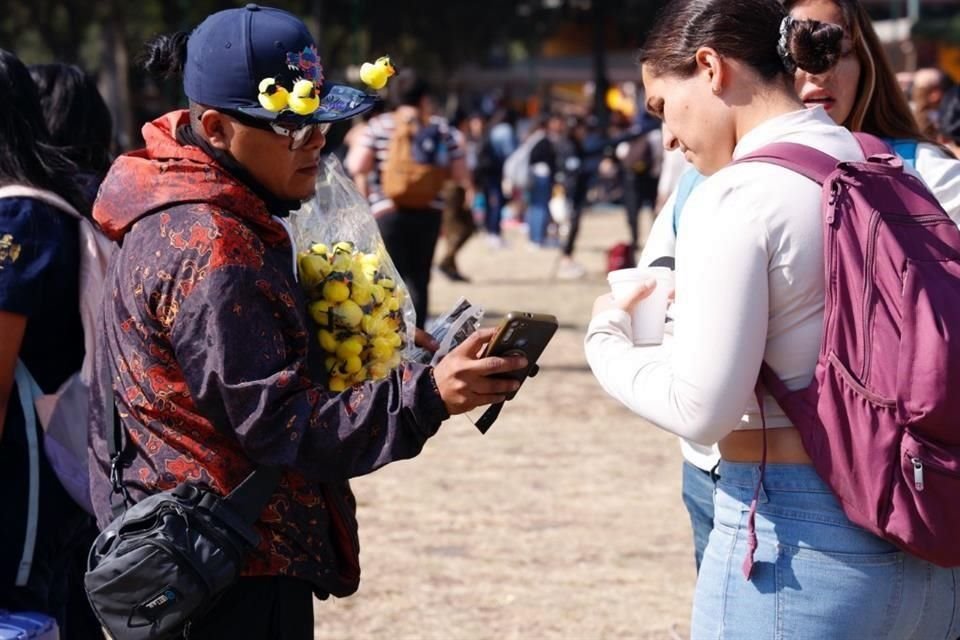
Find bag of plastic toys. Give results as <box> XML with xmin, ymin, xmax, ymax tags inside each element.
<box><xmin>290</xmin><ymin>155</ymin><xmax>417</xmax><ymax>391</ymax></box>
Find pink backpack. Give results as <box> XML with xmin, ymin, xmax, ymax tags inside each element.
<box><xmin>738</xmin><ymin>134</ymin><xmax>960</xmax><ymax>578</ymax></box>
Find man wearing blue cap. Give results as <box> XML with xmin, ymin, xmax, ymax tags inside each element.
<box><xmin>88</xmin><ymin>5</ymin><xmax>527</xmax><ymax>637</ymax></box>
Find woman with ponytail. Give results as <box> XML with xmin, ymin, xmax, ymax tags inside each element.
<box><xmin>643</xmin><ymin>0</ymin><xmax>960</xmax><ymax>589</ymax></box>
<box><xmin>585</xmin><ymin>1</ymin><xmax>960</xmax><ymax>636</ymax></box>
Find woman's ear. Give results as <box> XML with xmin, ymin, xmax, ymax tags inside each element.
<box><xmin>198</xmin><ymin>110</ymin><xmax>232</xmax><ymax>151</ymax></box>
<box><xmin>695</xmin><ymin>46</ymin><xmax>725</xmax><ymax>95</ymax></box>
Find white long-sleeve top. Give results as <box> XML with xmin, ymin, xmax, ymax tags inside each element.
<box><xmin>586</xmin><ymin>107</ymin><xmax>865</xmax><ymax>446</ymax></box>
<box><xmin>914</xmin><ymin>142</ymin><xmax>960</xmax><ymax>225</ymax></box>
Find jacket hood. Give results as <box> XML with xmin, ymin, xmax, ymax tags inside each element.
<box><xmin>93</xmin><ymin>110</ymin><xmax>288</xmax><ymax>245</ymax></box>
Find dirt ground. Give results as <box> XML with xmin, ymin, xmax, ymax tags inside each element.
<box><xmin>315</xmin><ymin>208</ymin><xmax>696</xmax><ymax>639</ymax></box>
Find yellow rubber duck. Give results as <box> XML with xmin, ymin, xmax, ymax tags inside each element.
<box><xmin>288</xmin><ymin>79</ymin><xmax>320</xmax><ymax>115</ymax></box>
<box><xmin>257</xmin><ymin>78</ymin><xmax>289</xmax><ymax>112</ymax></box>
<box><xmin>360</xmin><ymin>56</ymin><xmax>396</xmax><ymax>91</ymax></box>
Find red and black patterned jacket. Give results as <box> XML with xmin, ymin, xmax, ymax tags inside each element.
<box><xmin>88</xmin><ymin>110</ymin><xmax>448</xmax><ymax>597</ymax></box>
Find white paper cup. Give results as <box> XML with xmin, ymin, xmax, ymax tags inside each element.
<box><xmin>607</xmin><ymin>267</ymin><xmax>674</xmax><ymax>345</ymax></box>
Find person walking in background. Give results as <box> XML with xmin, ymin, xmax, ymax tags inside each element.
<box><xmin>525</xmin><ymin>113</ymin><xmax>564</xmax><ymax>248</ymax></box>
<box><xmin>481</xmin><ymin>106</ymin><xmax>518</xmax><ymax>248</ymax></box>
<box><xmin>587</xmin><ymin>0</ymin><xmax>960</xmax><ymax>636</ymax></box>
<box><xmin>618</xmin><ymin>112</ymin><xmax>662</xmax><ymax>254</ymax></box>
<box><xmin>347</xmin><ymin>73</ymin><xmax>471</xmax><ymax>328</ymax></box>
<box><xmin>90</xmin><ymin>8</ymin><xmax>527</xmax><ymax>637</ymax></box>
<box><xmin>436</xmin><ymin>181</ymin><xmax>475</xmax><ymax>282</ymax></box>
<box><xmin>0</xmin><ymin>49</ymin><xmax>99</xmax><ymax>638</ymax></box>
<box><xmin>555</xmin><ymin>116</ymin><xmax>591</xmax><ymax>279</ymax></box>
<box><xmin>434</xmin><ymin>113</ymin><xmax>479</xmax><ymax>282</ymax></box>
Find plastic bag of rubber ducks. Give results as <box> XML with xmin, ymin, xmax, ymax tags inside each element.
<box><xmin>290</xmin><ymin>155</ymin><xmax>416</xmax><ymax>392</ymax></box>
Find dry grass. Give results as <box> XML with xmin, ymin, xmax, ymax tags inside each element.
<box><xmin>316</xmin><ymin>208</ymin><xmax>695</xmax><ymax>639</ymax></box>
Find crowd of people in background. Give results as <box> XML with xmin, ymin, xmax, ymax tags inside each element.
<box><xmin>2</xmin><ymin>0</ymin><xmax>960</xmax><ymax>637</ymax></box>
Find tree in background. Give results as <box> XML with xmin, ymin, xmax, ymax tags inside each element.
<box><xmin>1</xmin><ymin>0</ymin><xmax>666</xmax><ymax>151</ymax></box>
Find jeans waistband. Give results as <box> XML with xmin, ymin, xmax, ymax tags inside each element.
<box><xmin>717</xmin><ymin>461</ymin><xmax>831</xmax><ymax>492</ymax></box>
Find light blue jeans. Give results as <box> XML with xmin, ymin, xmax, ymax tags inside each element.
<box><xmin>692</xmin><ymin>461</ymin><xmax>960</xmax><ymax>639</ymax></box>
<box><xmin>682</xmin><ymin>460</ymin><xmax>717</xmax><ymax>572</ymax></box>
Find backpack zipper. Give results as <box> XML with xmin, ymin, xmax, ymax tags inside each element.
<box><xmin>859</xmin><ymin>210</ymin><xmax>883</xmax><ymax>382</ymax></box>
<box><xmin>911</xmin><ymin>458</ymin><xmax>924</xmax><ymax>492</ymax></box>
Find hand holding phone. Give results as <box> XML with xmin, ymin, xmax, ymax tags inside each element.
<box><xmin>482</xmin><ymin>312</ymin><xmax>558</xmax><ymax>401</ymax></box>
<box><xmin>432</xmin><ymin>328</ymin><xmax>529</xmax><ymax>415</ymax></box>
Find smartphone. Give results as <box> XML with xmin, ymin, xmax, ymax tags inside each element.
<box><xmin>483</xmin><ymin>311</ymin><xmax>558</xmax><ymax>400</ymax></box>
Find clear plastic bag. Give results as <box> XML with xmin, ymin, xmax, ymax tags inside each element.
<box><xmin>290</xmin><ymin>155</ymin><xmax>417</xmax><ymax>390</ymax></box>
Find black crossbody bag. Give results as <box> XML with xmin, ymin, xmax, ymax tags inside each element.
<box><xmin>84</xmin><ymin>366</ymin><xmax>280</xmax><ymax>639</ymax></box>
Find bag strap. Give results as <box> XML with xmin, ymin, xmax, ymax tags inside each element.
<box><xmin>104</xmin><ymin>353</ymin><xmax>281</xmax><ymax>524</ymax></box>
<box><xmin>13</xmin><ymin>361</ymin><xmax>42</xmax><ymax>587</ymax></box>
<box><xmin>672</xmin><ymin>169</ymin><xmax>706</xmax><ymax>236</ymax></box>
<box><xmin>741</xmin><ymin>384</ymin><xmax>768</xmax><ymax>582</ymax></box>
<box><xmin>221</xmin><ymin>466</ymin><xmax>283</xmax><ymax>523</ymax></box>
<box><xmin>853</xmin><ymin>132</ymin><xmax>894</xmax><ymax>159</ymax></box>
<box><xmin>472</xmin><ymin>364</ymin><xmax>541</xmax><ymax>434</ymax></box>
<box><xmin>0</xmin><ymin>185</ymin><xmax>82</xmax><ymax>220</ymax></box>
<box><xmin>735</xmin><ymin>142</ymin><xmax>838</xmax><ymax>185</ymax></box>
<box><xmin>104</xmin><ymin>357</ymin><xmax>132</xmax><ymax>521</ymax></box>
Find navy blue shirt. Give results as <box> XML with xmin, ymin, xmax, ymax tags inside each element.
<box><xmin>0</xmin><ymin>196</ymin><xmax>84</xmax><ymax>583</ymax></box>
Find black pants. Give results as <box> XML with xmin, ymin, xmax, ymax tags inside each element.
<box><xmin>185</xmin><ymin>576</ymin><xmax>315</xmax><ymax>639</ymax></box>
<box><xmin>622</xmin><ymin>170</ymin><xmax>659</xmax><ymax>252</ymax></box>
<box><xmin>377</xmin><ymin>208</ymin><xmax>443</xmax><ymax>329</ymax></box>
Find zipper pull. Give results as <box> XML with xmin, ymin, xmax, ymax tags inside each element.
<box><xmin>912</xmin><ymin>458</ymin><xmax>924</xmax><ymax>492</ymax></box>
<box><xmin>826</xmin><ymin>182</ymin><xmax>840</xmax><ymax>224</ymax></box>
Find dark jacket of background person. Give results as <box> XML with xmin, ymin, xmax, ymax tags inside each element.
<box><xmin>89</xmin><ymin>110</ymin><xmax>449</xmax><ymax>598</ymax></box>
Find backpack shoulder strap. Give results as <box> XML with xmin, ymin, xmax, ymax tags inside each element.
<box><xmin>0</xmin><ymin>185</ymin><xmax>82</xmax><ymax>220</ymax></box>
<box><xmin>672</xmin><ymin>169</ymin><xmax>706</xmax><ymax>236</ymax></box>
<box><xmin>736</xmin><ymin>142</ymin><xmax>839</xmax><ymax>185</ymax></box>
<box><xmin>852</xmin><ymin>132</ymin><xmax>893</xmax><ymax>159</ymax></box>
<box><xmin>12</xmin><ymin>360</ymin><xmax>42</xmax><ymax>586</ymax></box>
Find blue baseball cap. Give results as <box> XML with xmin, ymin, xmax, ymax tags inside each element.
<box><xmin>183</xmin><ymin>4</ymin><xmax>376</xmax><ymax>124</ymax></box>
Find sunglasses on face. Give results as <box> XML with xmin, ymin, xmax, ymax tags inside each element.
<box><xmin>220</xmin><ymin>109</ymin><xmax>332</xmax><ymax>150</ymax></box>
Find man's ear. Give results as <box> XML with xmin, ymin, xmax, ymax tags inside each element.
<box><xmin>198</xmin><ymin>110</ymin><xmax>232</xmax><ymax>151</ymax></box>
<box><xmin>694</xmin><ymin>46</ymin><xmax>725</xmax><ymax>96</ymax></box>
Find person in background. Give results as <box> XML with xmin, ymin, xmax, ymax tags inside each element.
<box><xmin>28</xmin><ymin>60</ymin><xmax>114</xmax><ymax>639</ymax></box>
<box><xmin>526</xmin><ymin>113</ymin><xmax>564</xmax><ymax>248</ymax></box>
<box><xmin>436</xmin><ymin>181</ymin><xmax>475</xmax><ymax>282</ymax></box>
<box><xmin>911</xmin><ymin>67</ymin><xmax>951</xmax><ymax>138</ymax></box>
<box><xmin>480</xmin><ymin>107</ymin><xmax>517</xmax><ymax>248</ymax></box>
<box><xmin>90</xmin><ymin>8</ymin><xmax>527</xmax><ymax>637</ymax></box>
<box><xmin>29</xmin><ymin>63</ymin><xmax>114</xmax><ymax>207</ymax></box>
<box><xmin>0</xmin><ymin>48</ymin><xmax>96</xmax><ymax>638</ymax></box>
<box><xmin>347</xmin><ymin>73</ymin><xmax>471</xmax><ymax>329</ymax></box>
<box><xmin>786</xmin><ymin>0</ymin><xmax>959</xmax><ymax>219</ymax></box>
<box><xmin>938</xmin><ymin>84</ymin><xmax>960</xmax><ymax>157</ymax></box>
<box><xmin>555</xmin><ymin>116</ymin><xmax>591</xmax><ymax>279</ymax></box>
